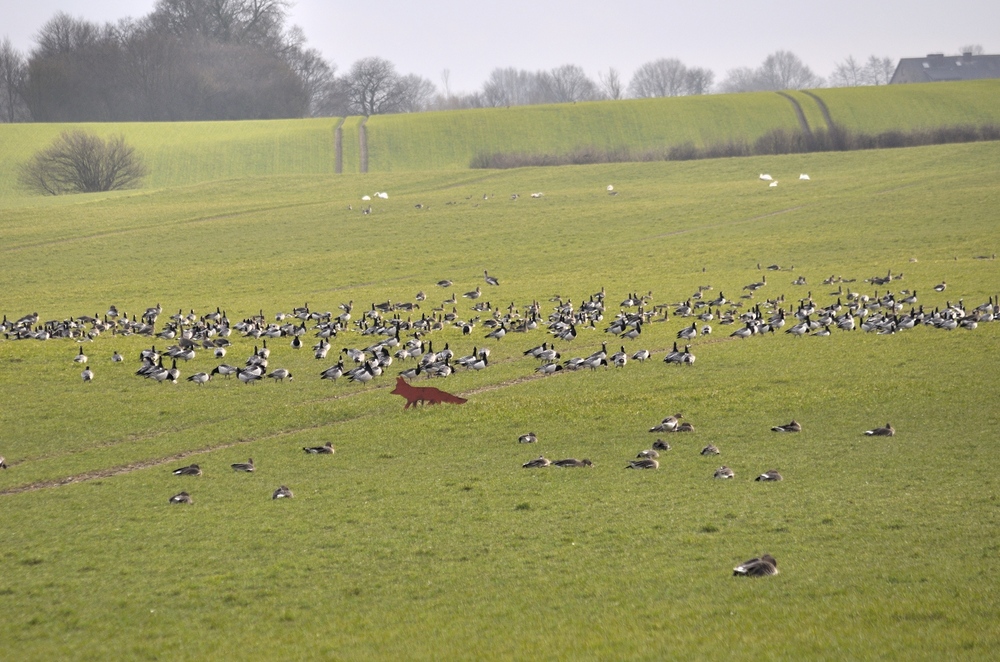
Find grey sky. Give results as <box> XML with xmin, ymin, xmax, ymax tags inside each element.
<box><xmin>4</xmin><ymin>0</ymin><xmax>997</xmax><ymax>93</ymax></box>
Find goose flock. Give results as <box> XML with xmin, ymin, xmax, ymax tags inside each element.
<box><xmin>2</xmin><ymin>264</ymin><xmax>994</xmax><ymax>575</ymax></box>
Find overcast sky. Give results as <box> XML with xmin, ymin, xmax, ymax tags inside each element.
<box><xmin>4</xmin><ymin>0</ymin><xmax>997</xmax><ymax>92</ymax></box>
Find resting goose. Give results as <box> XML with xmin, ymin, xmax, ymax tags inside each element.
<box><xmin>172</xmin><ymin>464</ymin><xmax>202</xmax><ymax>476</ymax></box>
<box><xmin>649</xmin><ymin>414</ymin><xmax>683</xmax><ymax>433</ymax></box>
<box><xmin>733</xmin><ymin>554</ymin><xmax>778</xmax><ymax>577</ymax></box>
<box><xmin>303</xmin><ymin>442</ymin><xmax>335</xmax><ymax>454</ymax></box>
<box><xmin>0</xmin><ymin>455</ymin><xmax>7</xmax><ymax>469</ymax></box>
<box><xmin>637</xmin><ymin>449</ymin><xmax>660</xmax><ymax>459</ymax></box>
<box><xmin>652</xmin><ymin>439</ymin><xmax>671</xmax><ymax>451</ymax></box>
<box><xmin>518</xmin><ymin>432</ymin><xmax>538</xmax><ymax>444</ymax></box>
<box><xmin>755</xmin><ymin>469</ymin><xmax>782</xmax><ymax>481</ymax></box>
<box><xmin>700</xmin><ymin>444</ymin><xmax>720</xmax><ymax>456</ymax></box>
<box><xmin>864</xmin><ymin>422</ymin><xmax>895</xmax><ymax>437</ymax></box>
<box><xmin>522</xmin><ymin>455</ymin><xmax>551</xmax><ymax>468</ymax></box>
<box><xmin>771</xmin><ymin>420</ymin><xmax>801</xmax><ymax>433</ymax></box>
<box><xmin>714</xmin><ymin>466</ymin><xmax>735</xmax><ymax>479</ymax></box>
<box><xmin>626</xmin><ymin>458</ymin><xmax>659</xmax><ymax>469</ymax></box>
<box><xmin>231</xmin><ymin>458</ymin><xmax>255</xmax><ymax>472</ymax></box>
<box><xmin>553</xmin><ymin>458</ymin><xmax>593</xmax><ymax>467</ymax></box>
<box><xmin>169</xmin><ymin>491</ymin><xmax>193</xmax><ymax>504</ymax></box>
<box><xmin>112</xmin><ymin>351</ymin><xmax>123</xmax><ymax>363</ymax></box>
<box><xmin>272</xmin><ymin>485</ymin><xmax>294</xmax><ymax>499</ymax></box>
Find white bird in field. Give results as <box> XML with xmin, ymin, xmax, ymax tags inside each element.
<box><xmin>376</xmin><ymin>191</ymin><xmax>388</xmax><ymax>199</ymax></box>
<box><xmin>769</xmin><ymin>181</ymin><xmax>778</xmax><ymax>188</ymax></box>
<box><xmin>607</xmin><ymin>185</ymin><xmax>614</xmax><ymax>191</ymax></box>
<box><xmin>361</xmin><ymin>195</ymin><xmax>371</xmax><ymax>201</ymax></box>
<box><xmin>799</xmin><ymin>173</ymin><xmax>810</xmax><ymax>180</ymax></box>
<box><xmin>759</xmin><ymin>174</ymin><xmax>773</xmax><ymax>181</ymax></box>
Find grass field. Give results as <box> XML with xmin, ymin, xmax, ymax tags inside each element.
<box><xmin>1</xmin><ymin>134</ymin><xmax>999</xmax><ymax>659</ymax></box>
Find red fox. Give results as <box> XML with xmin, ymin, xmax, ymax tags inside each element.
<box><xmin>390</xmin><ymin>376</ymin><xmax>467</xmax><ymax>409</ymax></box>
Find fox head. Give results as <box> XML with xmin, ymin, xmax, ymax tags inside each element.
<box><xmin>390</xmin><ymin>376</ymin><xmax>408</xmax><ymax>394</ymax></box>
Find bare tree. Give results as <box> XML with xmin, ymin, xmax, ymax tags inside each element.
<box><xmin>862</xmin><ymin>56</ymin><xmax>895</xmax><ymax>85</ymax></box>
<box><xmin>19</xmin><ymin>131</ymin><xmax>147</xmax><ymax>195</ymax></box>
<box><xmin>539</xmin><ymin>64</ymin><xmax>599</xmax><ymax>103</ymax></box>
<box><xmin>719</xmin><ymin>66</ymin><xmax>761</xmax><ymax>93</ymax></box>
<box><xmin>597</xmin><ymin>67</ymin><xmax>623</xmax><ymax>100</ymax></box>
<box><xmin>830</xmin><ymin>55</ymin><xmax>865</xmax><ymax>87</ymax></box>
<box><xmin>683</xmin><ymin>67</ymin><xmax>715</xmax><ymax>95</ymax></box>
<box><xmin>757</xmin><ymin>51</ymin><xmax>822</xmax><ymax>90</ymax></box>
<box><xmin>344</xmin><ymin>56</ymin><xmax>400</xmax><ymax>115</ymax></box>
<box><xmin>394</xmin><ymin>73</ymin><xmax>436</xmax><ymax>112</ymax></box>
<box><xmin>628</xmin><ymin>58</ymin><xmax>688</xmax><ymax>97</ymax></box>
<box><xmin>958</xmin><ymin>44</ymin><xmax>985</xmax><ymax>55</ymax></box>
<box><xmin>0</xmin><ymin>37</ymin><xmax>29</xmax><ymax>122</ymax></box>
<box><xmin>482</xmin><ymin>67</ymin><xmax>537</xmax><ymax>107</ymax></box>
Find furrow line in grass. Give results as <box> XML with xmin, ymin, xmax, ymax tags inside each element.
<box><xmin>0</xmin><ymin>200</ymin><xmax>327</xmax><ymax>254</ymax></box>
<box><xmin>0</xmin><ymin>332</ymin><xmax>760</xmax><ymax>495</ymax></box>
<box><xmin>642</xmin><ymin>205</ymin><xmax>805</xmax><ymax>242</ymax></box>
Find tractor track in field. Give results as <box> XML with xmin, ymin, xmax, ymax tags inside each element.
<box><xmin>776</xmin><ymin>92</ymin><xmax>812</xmax><ymax>135</ymax></box>
<box><xmin>0</xmin><ymin>201</ymin><xmax>328</xmax><ymax>255</ymax></box>
<box><xmin>334</xmin><ymin>118</ymin><xmax>346</xmax><ymax>174</ymax></box>
<box><xmin>1</xmin><ymin>331</ymin><xmax>757</xmax><ymax>495</ymax></box>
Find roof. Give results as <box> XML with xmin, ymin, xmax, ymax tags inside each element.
<box><xmin>890</xmin><ymin>53</ymin><xmax>1000</xmax><ymax>84</ymax></box>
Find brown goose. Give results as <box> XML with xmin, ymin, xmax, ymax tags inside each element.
<box><xmin>714</xmin><ymin>466</ymin><xmax>735</xmax><ymax>479</ymax></box>
<box><xmin>700</xmin><ymin>444</ymin><xmax>720</xmax><ymax>456</ymax></box>
<box><xmin>733</xmin><ymin>554</ymin><xmax>778</xmax><ymax>577</ymax></box>
<box><xmin>755</xmin><ymin>469</ymin><xmax>783</xmax><ymax>481</ymax></box>
<box><xmin>637</xmin><ymin>449</ymin><xmax>660</xmax><ymax>459</ymax></box>
<box><xmin>626</xmin><ymin>458</ymin><xmax>659</xmax><ymax>469</ymax></box>
<box><xmin>272</xmin><ymin>485</ymin><xmax>294</xmax><ymax>499</ymax></box>
<box><xmin>303</xmin><ymin>442</ymin><xmax>335</xmax><ymax>454</ymax></box>
<box><xmin>864</xmin><ymin>422</ymin><xmax>895</xmax><ymax>437</ymax></box>
<box><xmin>522</xmin><ymin>456</ymin><xmax>551</xmax><ymax>468</ymax></box>
<box><xmin>169</xmin><ymin>491</ymin><xmax>193</xmax><ymax>504</ymax></box>
<box><xmin>671</xmin><ymin>422</ymin><xmax>695</xmax><ymax>433</ymax></box>
<box><xmin>552</xmin><ymin>458</ymin><xmax>593</xmax><ymax>467</ymax></box>
<box><xmin>652</xmin><ymin>439</ymin><xmax>671</xmax><ymax>451</ymax></box>
<box><xmin>231</xmin><ymin>458</ymin><xmax>255</xmax><ymax>472</ymax></box>
<box><xmin>172</xmin><ymin>464</ymin><xmax>202</xmax><ymax>476</ymax></box>
<box><xmin>771</xmin><ymin>420</ymin><xmax>802</xmax><ymax>432</ymax></box>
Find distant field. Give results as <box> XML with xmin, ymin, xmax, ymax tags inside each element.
<box><xmin>1</xmin><ymin>139</ymin><xmax>999</xmax><ymax>658</ymax></box>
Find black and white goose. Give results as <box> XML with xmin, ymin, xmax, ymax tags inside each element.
<box><xmin>611</xmin><ymin>346</ymin><xmax>628</xmax><ymax>368</ymax></box>
<box><xmin>553</xmin><ymin>458</ymin><xmax>593</xmax><ymax>467</ymax></box>
<box><xmin>267</xmin><ymin>368</ymin><xmax>293</xmax><ymax>382</ymax></box>
<box><xmin>211</xmin><ymin>364</ymin><xmax>238</xmax><ymax>379</ymax></box>
<box><xmin>649</xmin><ymin>414</ymin><xmax>683</xmax><ymax>433</ymax></box>
<box><xmin>186</xmin><ymin>372</ymin><xmax>210</xmax><ymax>385</ymax></box>
<box><xmin>714</xmin><ymin>466</ymin><xmax>735</xmax><ymax>479</ymax></box>
<box><xmin>320</xmin><ymin>360</ymin><xmax>345</xmax><ymax>380</ymax></box>
<box><xmin>771</xmin><ymin>420</ymin><xmax>801</xmax><ymax>432</ymax></box>
<box><xmin>632</xmin><ymin>349</ymin><xmax>650</xmax><ymax>362</ymax></box>
<box><xmin>652</xmin><ymin>439</ymin><xmax>671</xmax><ymax>451</ymax></box>
<box><xmin>303</xmin><ymin>442</ymin><xmax>335</xmax><ymax>454</ymax></box>
<box><xmin>172</xmin><ymin>464</ymin><xmax>202</xmax><ymax>476</ymax></box>
<box><xmin>237</xmin><ymin>367</ymin><xmax>263</xmax><ymax>384</ymax></box>
<box><xmin>231</xmin><ymin>458</ymin><xmax>255</xmax><ymax>472</ymax></box>
<box><xmin>733</xmin><ymin>554</ymin><xmax>778</xmax><ymax>577</ymax></box>
<box><xmin>272</xmin><ymin>485</ymin><xmax>293</xmax><ymax>499</ymax></box>
<box><xmin>169</xmin><ymin>491</ymin><xmax>193</xmax><ymax>504</ymax></box>
<box><xmin>864</xmin><ymin>422</ymin><xmax>895</xmax><ymax>437</ymax></box>
<box><xmin>755</xmin><ymin>469</ymin><xmax>782</xmax><ymax>481</ymax></box>
<box><xmin>73</xmin><ymin>347</ymin><xmax>88</xmax><ymax>363</ymax></box>
<box><xmin>112</xmin><ymin>351</ymin><xmax>123</xmax><ymax>363</ymax></box>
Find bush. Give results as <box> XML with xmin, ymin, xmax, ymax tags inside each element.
<box><xmin>18</xmin><ymin>131</ymin><xmax>148</xmax><ymax>195</ymax></box>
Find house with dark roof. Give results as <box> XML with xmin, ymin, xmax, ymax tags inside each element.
<box><xmin>890</xmin><ymin>52</ymin><xmax>1000</xmax><ymax>84</ymax></box>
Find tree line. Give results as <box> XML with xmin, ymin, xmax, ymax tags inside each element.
<box><xmin>0</xmin><ymin>1</ymin><xmax>984</xmax><ymax>123</ymax></box>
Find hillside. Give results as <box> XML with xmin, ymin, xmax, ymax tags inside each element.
<box><xmin>2</xmin><ymin>80</ymin><xmax>999</xmax><ymax>199</ymax></box>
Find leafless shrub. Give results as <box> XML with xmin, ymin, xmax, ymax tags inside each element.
<box><xmin>18</xmin><ymin>130</ymin><xmax>147</xmax><ymax>195</ymax></box>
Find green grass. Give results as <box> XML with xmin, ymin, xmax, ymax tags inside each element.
<box><xmin>813</xmin><ymin>79</ymin><xmax>1000</xmax><ymax>133</ymax></box>
<box><xmin>1</xmin><ymin>136</ymin><xmax>1000</xmax><ymax>658</ymax></box>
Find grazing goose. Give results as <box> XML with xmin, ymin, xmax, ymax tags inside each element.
<box><xmin>172</xmin><ymin>464</ymin><xmax>202</xmax><ymax>476</ymax></box>
<box><xmin>535</xmin><ymin>362</ymin><xmax>562</xmax><ymax>374</ymax></box>
<box><xmin>231</xmin><ymin>458</ymin><xmax>255</xmax><ymax>472</ymax></box>
<box><xmin>237</xmin><ymin>367</ymin><xmax>262</xmax><ymax>385</ymax></box>
<box><xmin>523</xmin><ymin>455</ymin><xmax>551</xmax><ymax>468</ymax></box>
<box><xmin>518</xmin><ymin>432</ymin><xmax>538</xmax><ymax>444</ymax></box>
<box><xmin>714</xmin><ymin>466</ymin><xmax>735</xmax><ymax>479</ymax></box>
<box><xmin>637</xmin><ymin>449</ymin><xmax>659</xmax><ymax>459</ymax></box>
<box><xmin>632</xmin><ymin>349</ymin><xmax>650</xmax><ymax>362</ymax></box>
<box><xmin>733</xmin><ymin>554</ymin><xmax>778</xmax><ymax>577</ymax></box>
<box><xmin>267</xmin><ymin>368</ymin><xmax>293</xmax><ymax>382</ymax></box>
<box><xmin>755</xmin><ymin>469</ymin><xmax>783</xmax><ymax>481</ymax></box>
<box><xmin>169</xmin><ymin>491</ymin><xmax>193</xmax><ymax>504</ymax></box>
<box><xmin>211</xmin><ymin>364</ymin><xmax>238</xmax><ymax>379</ymax></box>
<box><xmin>771</xmin><ymin>420</ymin><xmax>802</xmax><ymax>433</ymax></box>
<box><xmin>303</xmin><ymin>442</ymin><xmax>335</xmax><ymax>454</ymax></box>
<box><xmin>864</xmin><ymin>422</ymin><xmax>895</xmax><ymax>437</ymax></box>
<box><xmin>484</xmin><ymin>270</ymin><xmax>500</xmax><ymax>286</ymax></box>
<box><xmin>553</xmin><ymin>458</ymin><xmax>593</xmax><ymax>467</ymax></box>
<box><xmin>649</xmin><ymin>414</ymin><xmax>683</xmax><ymax>433</ymax></box>
<box><xmin>626</xmin><ymin>458</ymin><xmax>659</xmax><ymax>469</ymax></box>
<box><xmin>81</xmin><ymin>365</ymin><xmax>94</xmax><ymax>382</ymax></box>
<box><xmin>73</xmin><ymin>347</ymin><xmax>88</xmax><ymax>363</ymax></box>
<box><xmin>272</xmin><ymin>485</ymin><xmax>294</xmax><ymax>499</ymax></box>
<box><xmin>700</xmin><ymin>444</ymin><xmax>720</xmax><ymax>456</ymax></box>
<box><xmin>652</xmin><ymin>439</ymin><xmax>671</xmax><ymax>451</ymax></box>
<box><xmin>186</xmin><ymin>372</ymin><xmax>210</xmax><ymax>385</ymax></box>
